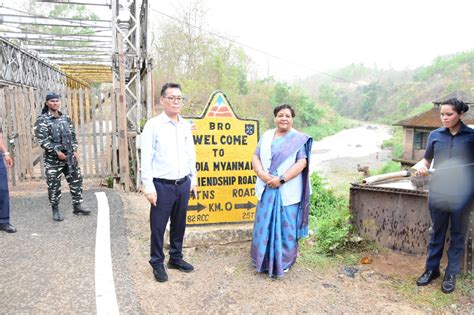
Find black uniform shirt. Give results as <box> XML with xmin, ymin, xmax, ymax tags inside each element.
<box><xmin>424</xmin><ymin>122</ymin><xmax>474</xmax><ymax>198</ymax></box>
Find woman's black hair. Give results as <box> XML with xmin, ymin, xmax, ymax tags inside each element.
<box><xmin>441</xmin><ymin>98</ymin><xmax>469</xmax><ymax>114</ymax></box>
<box><xmin>273</xmin><ymin>104</ymin><xmax>295</xmax><ymax>117</ymax></box>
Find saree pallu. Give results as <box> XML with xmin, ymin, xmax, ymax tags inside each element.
<box><xmin>251</xmin><ymin>130</ymin><xmax>312</xmax><ymax>277</ymax></box>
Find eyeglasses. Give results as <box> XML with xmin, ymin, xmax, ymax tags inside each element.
<box><xmin>163</xmin><ymin>96</ymin><xmax>186</xmax><ymax>102</ymax></box>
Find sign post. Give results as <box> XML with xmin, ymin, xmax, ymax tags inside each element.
<box><xmin>186</xmin><ymin>91</ymin><xmax>259</xmax><ymax>225</ymax></box>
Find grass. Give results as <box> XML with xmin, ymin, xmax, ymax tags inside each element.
<box><xmin>304</xmin><ymin>116</ymin><xmax>358</xmax><ymax>141</ymax></box>
<box><xmin>299</xmin><ymin>243</ymin><xmax>361</xmax><ymax>271</ymax></box>
<box><xmin>299</xmin><ymin>235</ymin><xmax>382</xmax><ymax>271</ymax></box>
<box><xmin>370</xmin><ymin>161</ymin><xmax>402</xmax><ymax>175</ymax></box>
<box><xmin>390</xmin><ymin>273</ymin><xmax>473</xmax><ymax>309</ymax></box>
<box><xmin>300</xmin><ymin>241</ymin><xmax>474</xmax><ymax>311</ymax></box>
<box><xmin>382</xmin><ymin>126</ymin><xmax>403</xmax><ymax>159</ymax></box>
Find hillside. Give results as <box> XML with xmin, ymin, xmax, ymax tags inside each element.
<box><xmin>299</xmin><ymin>51</ymin><xmax>474</xmax><ymax>123</ymax></box>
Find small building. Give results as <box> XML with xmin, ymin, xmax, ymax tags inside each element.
<box><xmin>393</xmin><ymin>91</ymin><xmax>474</xmax><ymax>167</ymax></box>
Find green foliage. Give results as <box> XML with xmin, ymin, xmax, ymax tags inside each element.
<box><xmin>392</xmin><ymin>272</ymin><xmax>473</xmax><ymax>309</ymax></box>
<box><xmin>413</xmin><ymin>51</ymin><xmax>474</xmax><ymax>81</ymax></box>
<box><xmin>318</xmin><ymin>84</ymin><xmax>341</xmax><ymax>109</ymax></box>
<box><xmin>302</xmin><ymin>51</ymin><xmax>473</xmax><ymax>124</ymax></box>
<box><xmin>24</xmin><ymin>2</ymin><xmax>99</xmax><ymax>46</ymax></box>
<box><xmin>106</xmin><ymin>175</ymin><xmax>114</xmax><ymax>188</ymax></box>
<box><xmin>358</xmin><ymin>82</ymin><xmax>380</xmax><ymax>120</ymax></box>
<box><xmin>304</xmin><ymin>115</ymin><xmax>356</xmax><ymax>141</ymax></box>
<box><xmin>152</xmin><ymin>1</ymin><xmax>354</xmax><ymax>143</ymax></box>
<box><xmin>371</xmin><ymin>161</ymin><xmax>402</xmax><ymax>175</ymax></box>
<box><xmin>382</xmin><ymin>127</ymin><xmax>403</xmax><ymax>158</ymax></box>
<box><xmin>309</xmin><ymin>173</ymin><xmax>352</xmax><ymax>253</ymax></box>
<box><xmin>271</xmin><ymin>82</ymin><xmax>291</xmax><ymax>105</ymax></box>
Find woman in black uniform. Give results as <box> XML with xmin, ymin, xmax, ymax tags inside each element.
<box><xmin>415</xmin><ymin>98</ymin><xmax>474</xmax><ymax>293</ymax></box>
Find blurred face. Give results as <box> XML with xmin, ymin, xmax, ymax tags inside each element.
<box><xmin>274</xmin><ymin>108</ymin><xmax>293</xmax><ymax>132</ymax></box>
<box><xmin>160</xmin><ymin>87</ymin><xmax>183</xmax><ymax>117</ymax></box>
<box><xmin>46</xmin><ymin>98</ymin><xmax>60</xmax><ymax>112</ymax></box>
<box><xmin>440</xmin><ymin>104</ymin><xmax>463</xmax><ymax>129</ymax></box>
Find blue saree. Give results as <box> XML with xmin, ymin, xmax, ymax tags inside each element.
<box><xmin>250</xmin><ymin>130</ymin><xmax>312</xmax><ymax>277</ymax></box>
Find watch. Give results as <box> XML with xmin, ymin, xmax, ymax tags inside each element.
<box><xmin>279</xmin><ymin>175</ymin><xmax>286</xmax><ymax>184</ymax></box>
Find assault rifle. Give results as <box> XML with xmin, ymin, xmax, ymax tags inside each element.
<box><xmin>60</xmin><ymin>133</ymin><xmax>78</xmax><ymax>174</ymax></box>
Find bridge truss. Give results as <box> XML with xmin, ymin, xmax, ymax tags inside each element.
<box><xmin>0</xmin><ymin>0</ymin><xmax>152</xmax><ymax>190</ymax></box>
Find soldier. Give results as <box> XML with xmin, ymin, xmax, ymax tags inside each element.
<box><xmin>34</xmin><ymin>93</ymin><xmax>90</xmax><ymax>221</ymax></box>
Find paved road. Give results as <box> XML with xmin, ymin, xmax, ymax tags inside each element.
<box><xmin>0</xmin><ymin>188</ymin><xmax>142</xmax><ymax>314</ymax></box>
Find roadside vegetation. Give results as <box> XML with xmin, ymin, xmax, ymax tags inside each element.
<box><xmin>391</xmin><ymin>272</ymin><xmax>474</xmax><ymax>309</ymax></box>
<box><xmin>151</xmin><ymin>3</ymin><xmax>354</xmax><ymax>139</ymax></box>
<box><xmin>300</xmin><ymin>172</ymin><xmax>473</xmax><ymax>312</ymax></box>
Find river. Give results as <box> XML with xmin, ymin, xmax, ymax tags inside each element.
<box><xmin>309</xmin><ymin>123</ymin><xmax>393</xmax><ymax>194</ymax></box>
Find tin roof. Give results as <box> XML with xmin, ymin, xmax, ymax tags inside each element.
<box><xmin>394</xmin><ymin>106</ymin><xmax>474</xmax><ymax>127</ymax></box>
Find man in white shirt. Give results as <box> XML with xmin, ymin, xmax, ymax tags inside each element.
<box><xmin>141</xmin><ymin>82</ymin><xmax>197</xmax><ymax>282</ymax></box>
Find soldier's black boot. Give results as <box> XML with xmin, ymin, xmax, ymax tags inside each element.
<box><xmin>52</xmin><ymin>205</ymin><xmax>63</xmax><ymax>221</ymax></box>
<box><xmin>73</xmin><ymin>204</ymin><xmax>91</xmax><ymax>215</ymax></box>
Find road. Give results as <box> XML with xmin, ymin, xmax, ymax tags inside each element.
<box><xmin>0</xmin><ymin>185</ymin><xmax>141</xmax><ymax>313</ymax></box>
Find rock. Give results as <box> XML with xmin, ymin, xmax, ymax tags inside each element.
<box><xmin>322</xmin><ymin>283</ymin><xmax>337</xmax><ymax>289</ymax></box>
<box><xmin>342</xmin><ymin>266</ymin><xmax>359</xmax><ymax>278</ymax></box>
<box><xmin>459</xmin><ymin>296</ymin><xmax>470</xmax><ymax>305</ymax></box>
<box><xmin>350</xmin><ymin>235</ymin><xmax>363</xmax><ymax>243</ymax></box>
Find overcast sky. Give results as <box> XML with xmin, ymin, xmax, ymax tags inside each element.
<box><xmin>152</xmin><ymin>0</ymin><xmax>474</xmax><ymax>80</ymax></box>
<box><xmin>8</xmin><ymin>0</ymin><xmax>474</xmax><ymax>81</ymax></box>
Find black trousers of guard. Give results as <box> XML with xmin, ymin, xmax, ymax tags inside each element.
<box><xmin>149</xmin><ymin>177</ymin><xmax>190</xmax><ymax>268</ymax></box>
<box><xmin>426</xmin><ymin>193</ymin><xmax>473</xmax><ymax>275</ymax></box>
<box><xmin>0</xmin><ymin>158</ymin><xmax>11</xmax><ymax>224</ymax></box>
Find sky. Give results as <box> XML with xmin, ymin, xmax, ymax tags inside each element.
<box><xmin>6</xmin><ymin>0</ymin><xmax>474</xmax><ymax>81</ymax></box>
<box><xmin>152</xmin><ymin>0</ymin><xmax>474</xmax><ymax>80</ymax></box>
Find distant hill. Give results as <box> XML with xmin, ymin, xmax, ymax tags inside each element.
<box><xmin>299</xmin><ymin>51</ymin><xmax>474</xmax><ymax>123</ymax></box>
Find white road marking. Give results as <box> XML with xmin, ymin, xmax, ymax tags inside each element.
<box><xmin>95</xmin><ymin>192</ymin><xmax>120</xmax><ymax>315</ymax></box>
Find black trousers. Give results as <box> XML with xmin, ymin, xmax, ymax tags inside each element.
<box><xmin>149</xmin><ymin>177</ymin><xmax>190</xmax><ymax>268</ymax></box>
<box><xmin>0</xmin><ymin>158</ymin><xmax>10</xmax><ymax>224</ymax></box>
<box><xmin>425</xmin><ymin>193</ymin><xmax>473</xmax><ymax>274</ymax></box>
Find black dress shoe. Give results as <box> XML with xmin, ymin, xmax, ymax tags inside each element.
<box><xmin>167</xmin><ymin>259</ymin><xmax>194</xmax><ymax>273</ymax></box>
<box><xmin>153</xmin><ymin>265</ymin><xmax>168</xmax><ymax>282</ymax></box>
<box><xmin>73</xmin><ymin>204</ymin><xmax>91</xmax><ymax>215</ymax></box>
<box><xmin>0</xmin><ymin>223</ymin><xmax>17</xmax><ymax>233</ymax></box>
<box><xmin>416</xmin><ymin>269</ymin><xmax>440</xmax><ymax>286</ymax></box>
<box><xmin>441</xmin><ymin>274</ymin><xmax>456</xmax><ymax>294</ymax></box>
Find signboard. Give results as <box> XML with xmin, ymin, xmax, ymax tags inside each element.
<box><xmin>186</xmin><ymin>91</ymin><xmax>259</xmax><ymax>225</ymax></box>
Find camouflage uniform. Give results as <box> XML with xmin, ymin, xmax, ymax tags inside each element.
<box><xmin>34</xmin><ymin>110</ymin><xmax>83</xmax><ymax>208</ymax></box>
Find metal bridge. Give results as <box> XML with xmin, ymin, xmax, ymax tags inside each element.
<box><xmin>0</xmin><ymin>0</ymin><xmax>152</xmax><ymax>191</ymax></box>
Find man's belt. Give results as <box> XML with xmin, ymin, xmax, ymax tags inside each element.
<box><xmin>154</xmin><ymin>176</ymin><xmax>188</xmax><ymax>186</ymax></box>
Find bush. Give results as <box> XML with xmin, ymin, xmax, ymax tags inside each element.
<box><xmin>309</xmin><ymin>173</ymin><xmax>352</xmax><ymax>253</ymax></box>
<box><xmin>382</xmin><ymin>127</ymin><xmax>403</xmax><ymax>158</ymax></box>
<box><xmin>304</xmin><ymin>115</ymin><xmax>356</xmax><ymax>141</ymax></box>
<box><xmin>371</xmin><ymin>161</ymin><xmax>402</xmax><ymax>175</ymax></box>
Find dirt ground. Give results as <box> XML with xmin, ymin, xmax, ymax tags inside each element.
<box><xmin>11</xmin><ymin>124</ymin><xmax>471</xmax><ymax>313</ymax></box>
<box><xmin>122</xmin><ymin>192</ymin><xmax>473</xmax><ymax>314</ymax></box>
<box><xmin>8</xmin><ymin>179</ymin><xmax>472</xmax><ymax>313</ymax></box>
<box><xmin>120</xmin><ymin>124</ymin><xmax>472</xmax><ymax>313</ymax></box>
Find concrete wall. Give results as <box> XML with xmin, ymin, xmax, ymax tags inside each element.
<box><xmin>403</xmin><ymin>128</ymin><xmax>414</xmax><ymax>160</ymax></box>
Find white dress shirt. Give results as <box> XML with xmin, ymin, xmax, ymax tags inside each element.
<box><xmin>141</xmin><ymin>112</ymin><xmax>197</xmax><ymax>194</ymax></box>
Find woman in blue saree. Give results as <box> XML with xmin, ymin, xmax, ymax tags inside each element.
<box><xmin>251</xmin><ymin>104</ymin><xmax>312</xmax><ymax>277</ymax></box>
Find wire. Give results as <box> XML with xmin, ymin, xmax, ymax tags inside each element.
<box><xmin>2</xmin><ymin>23</ymin><xmax>111</xmax><ymax>37</ymax></box>
<box><xmin>0</xmin><ymin>4</ymin><xmax>110</xmax><ymax>28</ymax></box>
<box><xmin>150</xmin><ymin>7</ymin><xmax>355</xmax><ymax>84</ymax></box>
